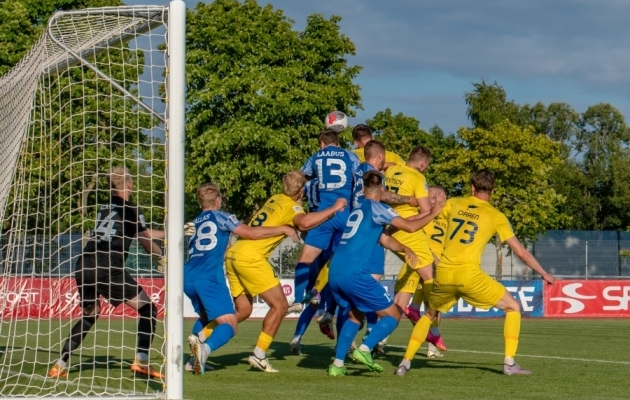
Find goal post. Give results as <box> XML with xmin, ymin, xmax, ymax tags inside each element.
<box><xmin>0</xmin><ymin>1</ymin><xmax>185</xmax><ymax>398</ymax></box>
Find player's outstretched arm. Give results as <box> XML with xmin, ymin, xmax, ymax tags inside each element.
<box><xmin>390</xmin><ymin>199</ymin><xmax>445</xmax><ymax>233</ymax></box>
<box><xmin>233</xmin><ymin>224</ymin><xmax>299</xmax><ymax>242</ymax></box>
<box><xmin>144</xmin><ymin>228</ymin><xmax>165</xmax><ymax>240</ymax></box>
<box><xmin>505</xmin><ymin>236</ymin><xmax>554</xmax><ymax>284</ymax></box>
<box><xmin>137</xmin><ymin>230</ymin><xmax>163</xmax><ymax>256</ymax></box>
<box><xmin>379</xmin><ymin>234</ymin><xmax>418</xmax><ymax>267</ymax></box>
<box><xmin>293</xmin><ymin>198</ymin><xmax>347</xmax><ymax>231</ymax></box>
<box><xmin>380</xmin><ymin>191</ymin><xmax>418</xmax><ymax>207</ymax></box>
<box><xmin>405</xmin><ymin>196</ymin><xmax>432</xmax><ymax>220</ymax></box>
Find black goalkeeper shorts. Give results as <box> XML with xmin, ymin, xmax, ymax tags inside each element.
<box><xmin>75</xmin><ymin>255</ymin><xmax>141</xmax><ymax>314</ymax></box>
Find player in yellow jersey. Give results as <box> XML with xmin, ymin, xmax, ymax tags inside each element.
<box><xmin>395</xmin><ymin>170</ymin><xmax>554</xmax><ymax>376</ymax></box>
<box><xmin>384</xmin><ymin>146</ymin><xmax>445</xmax><ymax>346</ymax></box>
<box><xmin>352</xmin><ymin>124</ymin><xmax>405</xmax><ymax>169</ymax></box>
<box><xmin>408</xmin><ymin>185</ymin><xmax>448</xmax><ymax>357</ymax></box>
<box><xmin>226</xmin><ymin>171</ymin><xmax>347</xmax><ymax>373</ymax></box>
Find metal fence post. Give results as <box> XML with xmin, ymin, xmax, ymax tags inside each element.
<box><xmin>585</xmin><ymin>240</ymin><xmax>588</xmax><ymax>279</ymax></box>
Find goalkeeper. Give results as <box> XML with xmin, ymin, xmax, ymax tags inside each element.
<box><xmin>49</xmin><ymin>167</ymin><xmax>166</xmax><ymax>379</ymax></box>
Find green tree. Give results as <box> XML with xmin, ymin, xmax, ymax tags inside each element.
<box><xmin>1</xmin><ymin>0</ymin><xmax>166</xmax><ymax>237</ymax></box>
<box><xmin>367</xmin><ymin>108</ymin><xmax>460</xmax><ymax>192</ymax></box>
<box><xmin>184</xmin><ymin>0</ymin><xmax>361</xmax><ymax>219</ymax></box>
<box><xmin>438</xmin><ymin>121</ymin><xmax>567</xmax><ymax>276</ymax></box>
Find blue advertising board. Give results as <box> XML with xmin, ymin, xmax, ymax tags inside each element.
<box><xmin>380</xmin><ymin>280</ymin><xmax>544</xmax><ymax>318</ymax></box>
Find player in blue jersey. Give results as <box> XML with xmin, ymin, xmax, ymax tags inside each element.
<box><xmin>287</xmin><ymin>129</ymin><xmax>360</xmax><ymax>314</ymax></box>
<box><xmin>184</xmin><ymin>183</ymin><xmax>299</xmax><ymax>375</ymax></box>
<box><xmin>327</xmin><ymin>171</ymin><xmax>444</xmax><ymax>376</ymax></box>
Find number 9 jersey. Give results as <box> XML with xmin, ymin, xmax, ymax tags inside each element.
<box><xmin>185</xmin><ymin>210</ymin><xmax>241</xmax><ymax>281</ymax></box>
<box><xmin>439</xmin><ymin>196</ymin><xmax>515</xmax><ymax>269</ymax></box>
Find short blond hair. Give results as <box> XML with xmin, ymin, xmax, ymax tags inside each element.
<box><xmin>107</xmin><ymin>166</ymin><xmax>131</xmax><ymax>190</ymax></box>
<box><xmin>283</xmin><ymin>171</ymin><xmax>305</xmax><ymax>197</ymax></box>
<box><xmin>197</xmin><ymin>183</ymin><xmax>221</xmax><ymax>208</ymax></box>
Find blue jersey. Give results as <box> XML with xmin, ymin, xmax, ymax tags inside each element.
<box><xmin>352</xmin><ymin>162</ymin><xmax>381</xmax><ymax>209</ymax></box>
<box><xmin>329</xmin><ymin>200</ymin><xmax>398</xmax><ymax>277</ymax></box>
<box><xmin>185</xmin><ymin>210</ymin><xmax>241</xmax><ymax>281</ymax></box>
<box><xmin>302</xmin><ymin>145</ymin><xmax>360</xmax><ymax>208</ymax></box>
<box><xmin>304</xmin><ymin>178</ymin><xmax>320</xmax><ymax>212</ymax></box>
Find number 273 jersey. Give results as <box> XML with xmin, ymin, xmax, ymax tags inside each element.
<box><xmin>329</xmin><ymin>200</ymin><xmax>398</xmax><ymax>277</ymax></box>
<box><xmin>185</xmin><ymin>210</ymin><xmax>241</xmax><ymax>280</ymax></box>
<box><xmin>439</xmin><ymin>196</ymin><xmax>515</xmax><ymax>268</ymax></box>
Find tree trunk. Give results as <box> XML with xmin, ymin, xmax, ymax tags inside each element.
<box><xmin>495</xmin><ymin>235</ymin><xmax>503</xmax><ymax>278</ymax></box>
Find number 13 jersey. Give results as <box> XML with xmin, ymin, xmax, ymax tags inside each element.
<box><xmin>185</xmin><ymin>210</ymin><xmax>241</xmax><ymax>280</ymax></box>
<box><xmin>83</xmin><ymin>195</ymin><xmax>148</xmax><ymax>267</ymax></box>
<box><xmin>439</xmin><ymin>196</ymin><xmax>515</xmax><ymax>269</ymax></box>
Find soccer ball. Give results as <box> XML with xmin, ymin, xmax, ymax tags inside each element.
<box><xmin>325</xmin><ymin>111</ymin><xmax>348</xmax><ymax>133</ymax></box>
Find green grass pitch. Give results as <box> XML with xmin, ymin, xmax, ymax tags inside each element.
<box><xmin>0</xmin><ymin>318</ymin><xmax>628</xmax><ymax>399</ymax></box>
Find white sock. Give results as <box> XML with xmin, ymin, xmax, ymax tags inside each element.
<box><xmin>381</xmin><ymin>336</ymin><xmax>389</xmax><ymax>344</ymax></box>
<box><xmin>198</xmin><ymin>331</ymin><xmax>207</xmax><ymax>343</ymax></box>
<box><xmin>399</xmin><ymin>359</ymin><xmax>411</xmax><ymax>369</ymax></box>
<box><xmin>253</xmin><ymin>346</ymin><xmax>266</xmax><ymax>359</ymax></box>
<box><xmin>428</xmin><ymin>342</ymin><xmax>437</xmax><ymax>352</ymax></box>
<box><xmin>136</xmin><ymin>352</ymin><xmax>148</xmax><ymax>363</ymax></box>
<box><xmin>204</xmin><ymin>343</ymin><xmax>211</xmax><ymax>354</ymax></box>
<box><xmin>333</xmin><ymin>358</ymin><xmax>344</xmax><ymax>367</ymax></box>
<box><xmin>504</xmin><ymin>356</ymin><xmax>515</xmax><ymax>365</ymax></box>
<box><xmin>56</xmin><ymin>359</ymin><xmax>67</xmax><ymax>369</ymax></box>
<box><xmin>430</xmin><ymin>327</ymin><xmax>440</xmax><ymax>336</ymax></box>
<box><xmin>359</xmin><ymin>344</ymin><xmax>370</xmax><ymax>352</ymax></box>
<box><xmin>291</xmin><ymin>335</ymin><xmax>301</xmax><ymax>343</ymax></box>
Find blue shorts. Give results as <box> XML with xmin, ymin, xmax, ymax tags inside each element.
<box><xmin>183</xmin><ymin>277</ymin><xmax>235</xmax><ymax>321</ymax></box>
<box><xmin>328</xmin><ymin>273</ymin><xmax>393</xmax><ymax>313</ymax></box>
<box><xmin>367</xmin><ymin>245</ymin><xmax>385</xmax><ymax>275</ymax></box>
<box><xmin>304</xmin><ymin>209</ymin><xmax>349</xmax><ymax>250</ymax></box>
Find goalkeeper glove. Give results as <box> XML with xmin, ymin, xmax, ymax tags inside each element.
<box><xmin>153</xmin><ymin>255</ymin><xmax>166</xmax><ymax>273</ymax></box>
<box><xmin>184</xmin><ymin>222</ymin><xmax>196</xmax><ymax>236</ymax></box>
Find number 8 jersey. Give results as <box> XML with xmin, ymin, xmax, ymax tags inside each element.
<box><xmin>439</xmin><ymin>196</ymin><xmax>515</xmax><ymax>269</ymax></box>
<box><xmin>185</xmin><ymin>210</ymin><xmax>241</xmax><ymax>281</ymax></box>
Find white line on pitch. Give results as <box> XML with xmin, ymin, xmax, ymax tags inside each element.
<box><xmin>386</xmin><ymin>345</ymin><xmax>630</xmax><ymax>365</ymax></box>
<box><xmin>0</xmin><ymin>369</ymin><xmax>142</xmax><ymax>396</ymax></box>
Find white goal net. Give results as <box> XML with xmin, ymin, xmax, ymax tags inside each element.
<box><xmin>0</xmin><ymin>2</ymin><xmax>185</xmax><ymax>398</ymax></box>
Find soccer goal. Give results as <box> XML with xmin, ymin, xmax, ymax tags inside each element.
<box><xmin>0</xmin><ymin>2</ymin><xmax>185</xmax><ymax>398</ymax></box>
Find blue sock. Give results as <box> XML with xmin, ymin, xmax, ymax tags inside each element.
<box><xmin>366</xmin><ymin>312</ymin><xmax>378</xmax><ymax>331</ymax></box>
<box><xmin>336</xmin><ymin>307</ymin><xmax>349</xmax><ymax>339</ymax></box>
<box><xmin>207</xmin><ymin>324</ymin><xmax>235</xmax><ymax>352</ymax></box>
<box><xmin>335</xmin><ymin>319</ymin><xmax>360</xmax><ymax>362</ymax></box>
<box><xmin>293</xmin><ymin>262</ymin><xmax>310</xmax><ymax>303</ymax></box>
<box><xmin>294</xmin><ymin>305</ymin><xmax>318</xmax><ymax>337</ymax></box>
<box><xmin>192</xmin><ymin>319</ymin><xmax>207</xmax><ymax>336</ymax></box>
<box><xmin>306</xmin><ymin>262</ymin><xmax>319</xmax><ymax>292</ymax></box>
<box><xmin>363</xmin><ymin>315</ymin><xmax>398</xmax><ymax>350</ymax></box>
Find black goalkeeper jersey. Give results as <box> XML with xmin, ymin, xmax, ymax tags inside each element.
<box><xmin>82</xmin><ymin>195</ymin><xmax>148</xmax><ymax>267</ymax></box>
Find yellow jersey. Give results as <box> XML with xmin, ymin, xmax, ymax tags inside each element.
<box><xmin>439</xmin><ymin>196</ymin><xmax>515</xmax><ymax>268</ymax></box>
<box><xmin>423</xmin><ymin>214</ymin><xmax>448</xmax><ymax>259</ymax></box>
<box><xmin>353</xmin><ymin>148</ymin><xmax>405</xmax><ymax>166</ymax></box>
<box><xmin>229</xmin><ymin>194</ymin><xmax>304</xmax><ymax>259</ymax></box>
<box><xmin>384</xmin><ymin>164</ymin><xmax>429</xmax><ymax>218</ymax></box>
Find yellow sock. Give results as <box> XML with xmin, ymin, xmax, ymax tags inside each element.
<box><xmin>403</xmin><ymin>315</ymin><xmax>432</xmax><ymax>361</ymax></box>
<box><xmin>200</xmin><ymin>320</ymin><xmax>217</xmax><ymax>342</ymax></box>
<box><xmin>422</xmin><ymin>279</ymin><xmax>434</xmax><ymax>307</ymax></box>
<box><xmin>504</xmin><ymin>311</ymin><xmax>521</xmax><ymax>358</ymax></box>
<box><xmin>411</xmin><ymin>287</ymin><xmax>424</xmax><ymax>306</ymax></box>
<box><xmin>314</xmin><ymin>263</ymin><xmax>330</xmax><ymax>293</ymax></box>
<box><xmin>255</xmin><ymin>332</ymin><xmax>274</xmax><ymax>353</ymax></box>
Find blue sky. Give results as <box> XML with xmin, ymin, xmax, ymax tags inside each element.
<box><xmin>133</xmin><ymin>0</ymin><xmax>630</xmax><ymax>134</ymax></box>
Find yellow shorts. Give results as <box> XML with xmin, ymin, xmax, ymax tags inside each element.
<box><xmin>225</xmin><ymin>251</ymin><xmax>280</xmax><ymax>298</ymax></box>
<box><xmin>428</xmin><ymin>266</ymin><xmax>506</xmax><ymax>313</ymax></box>
<box><xmin>393</xmin><ymin>230</ymin><xmax>434</xmax><ymax>294</ymax></box>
